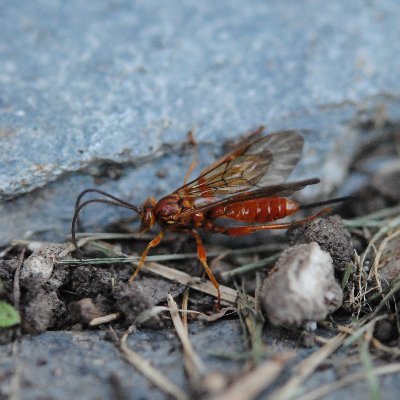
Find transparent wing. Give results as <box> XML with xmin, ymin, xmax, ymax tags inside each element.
<box><xmin>174</xmin><ymin>130</ymin><xmax>304</xmax><ymax>208</ymax></box>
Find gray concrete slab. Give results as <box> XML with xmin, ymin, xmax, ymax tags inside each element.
<box><xmin>1</xmin><ymin>1</ymin><xmax>400</xmax><ymax>244</ymax></box>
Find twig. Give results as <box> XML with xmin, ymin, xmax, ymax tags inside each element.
<box><xmin>167</xmin><ymin>294</ymin><xmax>206</xmax><ymax>391</ymax></box>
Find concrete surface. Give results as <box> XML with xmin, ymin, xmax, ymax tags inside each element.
<box><xmin>1</xmin><ymin>1</ymin><xmax>400</xmax><ymax>244</ymax></box>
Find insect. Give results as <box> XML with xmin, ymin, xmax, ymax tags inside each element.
<box><xmin>72</xmin><ymin>128</ymin><xmax>348</xmax><ymax>307</ymax></box>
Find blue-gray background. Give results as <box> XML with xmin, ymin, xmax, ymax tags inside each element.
<box><xmin>1</xmin><ymin>0</ymin><xmax>399</xmax><ymax>243</ymax></box>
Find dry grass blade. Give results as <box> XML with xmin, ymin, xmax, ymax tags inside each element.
<box><xmin>220</xmin><ymin>253</ymin><xmax>279</xmax><ymax>278</ymax></box>
<box><xmin>56</xmin><ymin>241</ymin><xmax>282</xmax><ymax>265</ymax></box>
<box><xmin>235</xmin><ymin>282</ymin><xmax>264</xmax><ymax>365</ymax></box>
<box><xmin>9</xmin><ymin>341</ymin><xmax>21</xmax><ymax>400</ymax></box>
<box><xmin>141</xmin><ymin>261</ymin><xmax>254</xmax><ymax>305</ymax></box>
<box><xmin>361</xmin><ymin>277</ymin><xmax>400</xmax><ymax>324</ymax></box>
<box><xmin>0</xmin><ymin>245</ymin><xmax>14</xmax><ymax>258</ymax></box>
<box><xmin>293</xmin><ymin>363</ymin><xmax>400</xmax><ymax>400</ymax></box>
<box><xmin>11</xmin><ymin>239</ymin><xmax>61</xmax><ymax>252</ymax></box>
<box><xmin>358</xmin><ymin>334</ymin><xmax>381</xmax><ymax>400</ymax></box>
<box><xmin>341</xmin><ymin>316</ymin><xmax>387</xmax><ymax>347</ymax></box>
<box><xmin>269</xmin><ymin>333</ymin><xmax>346</xmax><ymax>400</ymax></box>
<box><xmin>360</xmin><ymin>215</ymin><xmax>400</xmax><ymax>269</ymax></box>
<box><xmin>197</xmin><ymin>307</ymin><xmax>237</xmax><ymax>322</ymax></box>
<box><xmin>210</xmin><ymin>353</ymin><xmax>295</xmax><ymax>400</ymax></box>
<box><xmin>371</xmin><ymin>228</ymin><xmax>400</xmax><ymax>289</ymax></box>
<box><xmin>343</xmin><ymin>204</ymin><xmax>400</xmax><ymax>228</ymax></box>
<box><xmin>181</xmin><ymin>289</ymin><xmax>190</xmax><ymax>330</ymax></box>
<box><xmin>71</xmin><ymin>232</ymin><xmax>157</xmax><ymax>240</ymax></box>
<box><xmin>88</xmin><ymin>312</ymin><xmax>122</xmax><ymax>326</ymax></box>
<box><xmin>338</xmin><ymin>319</ymin><xmax>400</xmax><ymax>357</ymax></box>
<box><xmin>13</xmin><ymin>248</ymin><xmax>25</xmax><ymax>311</ymax></box>
<box><xmin>69</xmin><ymin>232</ymin><xmax>162</xmax><ymax>254</ymax></box>
<box><xmin>119</xmin><ymin>328</ymin><xmax>188</xmax><ymax>400</ymax></box>
<box><xmin>369</xmin><ymin>336</ymin><xmax>400</xmax><ymax>356</ymax></box>
<box><xmin>12</xmin><ymin>238</ymin><xmax>94</xmax><ymax>256</ymax></box>
<box><xmin>167</xmin><ymin>294</ymin><xmax>206</xmax><ymax>384</ymax></box>
<box><xmin>350</xmin><ymin>226</ymin><xmax>400</xmax><ymax>318</ymax></box>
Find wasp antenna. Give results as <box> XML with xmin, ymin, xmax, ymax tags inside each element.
<box><xmin>300</xmin><ymin>195</ymin><xmax>354</xmax><ymax>210</ymax></box>
<box><xmin>71</xmin><ymin>198</ymin><xmax>141</xmax><ymax>256</ymax></box>
<box><xmin>75</xmin><ymin>188</ymin><xmax>140</xmax><ymax>212</ymax></box>
<box><xmin>74</xmin><ymin>189</ymin><xmax>141</xmax><ymax>230</ymax></box>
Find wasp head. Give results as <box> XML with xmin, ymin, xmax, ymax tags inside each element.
<box><xmin>140</xmin><ymin>197</ymin><xmax>157</xmax><ymax>232</ymax></box>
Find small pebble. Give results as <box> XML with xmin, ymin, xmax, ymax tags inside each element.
<box><xmin>260</xmin><ymin>242</ymin><xmax>343</xmax><ymax>328</ymax></box>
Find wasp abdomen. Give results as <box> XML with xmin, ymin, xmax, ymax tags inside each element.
<box><xmin>208</xmin><ymin>197</ymin><xmax>299</xmax><ymax>223</ymax></box>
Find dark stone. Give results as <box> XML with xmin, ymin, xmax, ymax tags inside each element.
<box><xmin>287</xmin><ymin>215</ymin><xmax>353</xmax><ymax>272</ymax></box>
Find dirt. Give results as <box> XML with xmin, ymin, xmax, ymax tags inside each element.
<box><xmin>0</xmin><ymin>211</ymin><xmax>356</xmax><ymax>343</ymax></box>
<box><xmin>1</xmin><ymin>124</ymin><xmax>400</xmax><ymax>399</ymax></box>
<box><xmin>70</xmin><ymin>265</ymin><xmax>115</xmax><ymax>297</ymax></box>
<box><xmin>373</xmin><ymin>316</ymin><xmax>399</xmax><ymax>343</ymax></box>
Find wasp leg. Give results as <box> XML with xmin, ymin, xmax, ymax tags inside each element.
<box><xmin>191</xmin><ymin>229</ymin><xmax>221</xmax><ymax>309</ymax></box>
<box><xmin>128</xmin><ymin>230</ymin><xmax>165</xmax><ymax>283</ymax></box>
<box><xmin>218</xmin><ymin>223</ymin><xmax>293</xmax><ymax>236</ymax></box>
<box><xmin>205</xmin><ymin>209</ymin><xmax>330</xmax><ymax>236</ymax></box>
<box><xmin>183</xmin><ymin>130</ymin><xmax>198</xmax><ymax>185</ymax></box>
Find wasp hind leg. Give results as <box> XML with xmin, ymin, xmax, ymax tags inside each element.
<box><xmin>191</xmin><ymin>229</ymin><xmax>221</xmax><ymax>309</ymax></box>
<box><xmin>205</xmin><ymin>208</ymin><xmax>331</xmax><ymax>236</ymax></box>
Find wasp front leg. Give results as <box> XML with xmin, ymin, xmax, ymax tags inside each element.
<box><xmin>129</xmin><ymin>230</ymin><xmax>165</xmax><ymax>283</ymax></box>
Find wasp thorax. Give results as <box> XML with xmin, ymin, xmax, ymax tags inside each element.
<box><xmin>154</xmin><ymin>195</ymin><xmax>185</xmax><ymax>226</ymax></box>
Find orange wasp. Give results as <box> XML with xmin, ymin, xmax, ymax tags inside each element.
<box><xmin>72</xmin><ymin>128</ymin><xmax>348</xmax><ymax>306</ymax></box>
